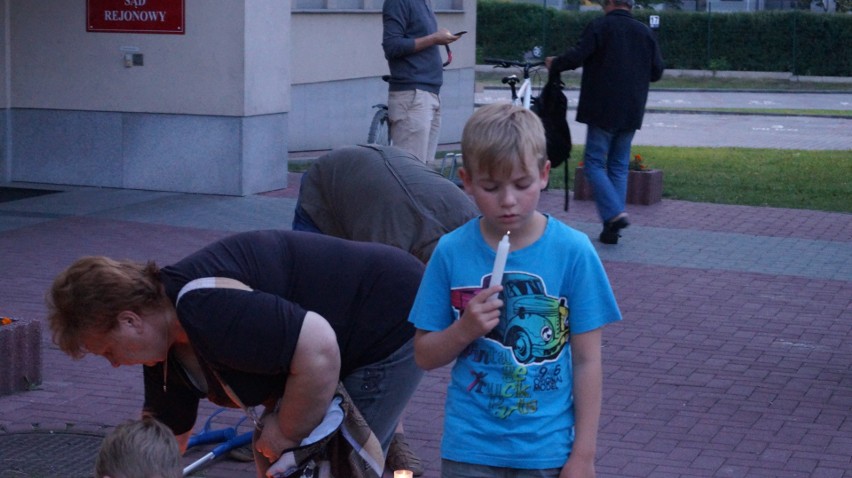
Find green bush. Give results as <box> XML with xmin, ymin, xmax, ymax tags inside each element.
<box><xmin>476</xmin><ymin>1</ymin><xmax>852</xmax><ymax>76</ymax></box>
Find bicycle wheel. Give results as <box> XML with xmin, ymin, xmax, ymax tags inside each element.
<box><xmin>367</xmin><ymin>106</ymin><xmax>391</xmax><ymax>146</ymax></box>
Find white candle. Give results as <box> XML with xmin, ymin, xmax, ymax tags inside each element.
<box><xmin>394</xmin><ymin>471</ymin><xmax>414</xmax><ymax>478</ymax></box>
<box><xmin>490</xmin><ymin>232</ymin><xmax>510</xmax><ymax>298</ymax></box>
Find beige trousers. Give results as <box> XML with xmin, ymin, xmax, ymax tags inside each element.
<box><xmin>387</xmin><ymin>89</ymin><xmax>441</xmax><ymax>163</ymax></box>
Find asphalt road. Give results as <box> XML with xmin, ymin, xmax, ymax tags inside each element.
<box><xmin>475</xmin><ymin>89</ymin><xmax>852</xmax><ymax>151</ymax></box>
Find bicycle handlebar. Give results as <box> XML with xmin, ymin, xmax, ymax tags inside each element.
<box><xmin>484</xmin><ymin>58</ymin><xmax>545</xmax><ymax>69</ymax></box>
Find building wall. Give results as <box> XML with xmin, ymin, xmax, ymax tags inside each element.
<box><xmin>289</xmin><ymin>67</ymin><xmax>474</xmax><ymax>151</ymax></box>
<box><xmin>1</xmin><ymin>0</ymin><xmax>9</xmax><ymax>180</ymax></box>
<box><xmin>1</xmin><ymin>0</ymin><xmax>477</xmax><ymax>194</ymax></box>
<box><xmin>0</xmin><ymin>1</ymin><xmax>7</xmax><ymax>111</ymax></box>
<box><xmin>10</xmin><ymin>109</ymin><xmax>288</xmax><ymax>194</ymax></box>
<box><xmin>11</xmin><ymin>1</ymin><xmax>289</xmax><ymax>116</ymax></box>
<box><xmin>5</xmin><ymin>0</ymin><xmax>290</xmax><ymax>195</ymax></box>
<box><xmin>288</xmin><ymin>3</ymin><xmax>476</xmax><ymax>151</ymax></box>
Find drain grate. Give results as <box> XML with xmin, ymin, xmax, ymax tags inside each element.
<box><xmin>0</xmin><ymin>431</ymin><xmax>103</xmax><ymax>478</ymax></box>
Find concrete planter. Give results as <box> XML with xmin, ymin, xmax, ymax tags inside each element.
<box><xmin>573</xmin><ymin>166</ymin><xmax>594</xmax><ymax>201</ymax></box>
<box><xmin>573</xmin><ymin>167</ymin><xmax>663</xmax><ymax>205</ymax></box>
<box><xmin>627</xmin><ymin>168</ymin><xmax>664</xmax><ymax>205</ymax></box>
<box><xmin>0</xmin><ymin>317</ymin><xmax>42</xmax><ymax>396</ymax></box>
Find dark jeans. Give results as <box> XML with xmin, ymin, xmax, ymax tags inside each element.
<box><xmin>583</xmin><ymin>124</ymin><xmax>636</xmax><ymax>223</ymax></box>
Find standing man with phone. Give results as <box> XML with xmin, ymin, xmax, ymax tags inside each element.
<box><xmin>382</xmin><ymin>0</ymin><xmax>462</xmax><ymax>164</ymax></box>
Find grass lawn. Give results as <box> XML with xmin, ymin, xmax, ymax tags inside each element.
<box><xmin>549</xmin><ymin>146</ymin><xmax>852</xmax><ymax>213</ymax></box>
<box><xmin>293</xmin><ymin>74</ymin><xmax>851</xmax><ymax>214</ymax></box>
<box><xmin>293</xmin><ymin>146</ymin><xmax>851</xmax><ymax>213</ymax></box>
<box><xmin>474</xmin><ymin>68</ymin><xmax>851</xmax><ymax>213</ymax></box>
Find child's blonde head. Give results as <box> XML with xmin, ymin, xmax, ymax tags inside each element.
<box><xmin>461</xmin><ymin>103</ymin><xmax>547</xmax><ymax>178</ymax></box>
<box><xmin>95</xmin><ymin>417</ymin><xmax>181</xmax><ymax>478</ymax></box>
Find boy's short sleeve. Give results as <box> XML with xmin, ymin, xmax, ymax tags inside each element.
<box><xmin>408</xmin><ymin>238</ymin><xmax>456</xmax><ymax>332</ymax></box>
<box><xmin>562</xmin><ymin>235</ymin><xmax>622</xmax><ymax>334</ymax></box>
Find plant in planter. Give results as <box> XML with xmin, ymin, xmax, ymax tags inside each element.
<box><xmin>629</xmin><ymin>154</ymin><xmax>648</xmax><ymax>171</ymax></box>
<box><xmin>626</xmin><ymin>155</ymin><xmax>663</xmax><ymax>205</ymax></box>
<box><xmin>573</xmin><ymin>155</ymin><xmax>664</xmax><ymax>205</ymax></box>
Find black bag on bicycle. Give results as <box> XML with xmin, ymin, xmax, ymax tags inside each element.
<box><xmin>531</xmin><ymin>70</ymin><xmax>571</xmax><ymax>169</ymax></box>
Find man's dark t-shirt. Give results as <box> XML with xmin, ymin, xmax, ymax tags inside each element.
<box><xmin>144</xmin><ymin>230</ymin><xmax>424</xmax><ymax>434</ymax></box>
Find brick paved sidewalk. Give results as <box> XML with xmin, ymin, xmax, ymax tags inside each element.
<box><xmin>1</xmin><ymin>174</ymin><xmax>850</xmax><ymax>477</ymax></box>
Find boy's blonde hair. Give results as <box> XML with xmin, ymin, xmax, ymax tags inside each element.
<box><xmin>95</xmin><ymin>417</ymin><xmax>181</xmax><ymax>478</ymax></box>
<box><xmin>461</xmin><ymin>103</ymin><xmax>547</xmax><ymax>178</ymax></box>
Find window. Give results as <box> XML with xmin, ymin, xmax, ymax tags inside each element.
<box><xmin>293</xmin><ymin>0</ymin><xmax>463</xmax><ymax>12</ymax></box>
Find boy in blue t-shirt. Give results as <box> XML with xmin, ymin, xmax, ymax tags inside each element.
<box><xmin>408</xmin><ymin>103</ymin><xmax>622</xmax><ymax>477</ymax></box>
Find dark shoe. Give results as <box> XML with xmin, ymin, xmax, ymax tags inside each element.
<box><xmin>599</xmin><ymin>214</ymin><xmax>629</xmax><ymax>244</ymax></box>
<box><xmin>599</xmin><ymin>229</ymin><xmax>620</xmax><ymax>244</ymax></box>
<box><xmin>387</xmin><ymin>432</ymin><xmax>425</xmax><ymax>476</ymax></box>
<box><xmin>608</xmin><ymin>214</ymin><xmax>630</xmax><ymax>233</ymax></box>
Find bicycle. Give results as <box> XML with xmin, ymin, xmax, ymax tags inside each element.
<box><xmin>483</xmin><ymin>57</ymin><xmax>572</xmax><ymax>211</ymax></box>
<box><xmin>482</xmin><ymin>58</ymin><xmax>546</xmax><ymax>109</ymax></box>
<box><xmin>367</xmin><ymin>75</ymin><xmax>392</xmax><ymax>146</ymax></box>
<box><xmin>367</xmin><ymin>45</ymin><xmax>454</xmax><ymax>147</ymax></box>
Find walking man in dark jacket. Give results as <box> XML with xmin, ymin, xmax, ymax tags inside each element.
<box><xmin>546</xmin><ymin>0</ymin><xmax>664</xmax><ymax>244</ymax></box>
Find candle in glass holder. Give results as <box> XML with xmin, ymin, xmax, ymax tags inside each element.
<box><xmin>394</xmin><ymin>471</ymin><xmax>414</xmax><ymax>478</ymax></box>
<box><xmin>489</xmin><ymin>231</ymin><xmax>510</xmax><ymax>299</ymax></box>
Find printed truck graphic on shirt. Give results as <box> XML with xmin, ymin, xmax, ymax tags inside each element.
<box><xmin>450</xmin><ymin>272</ymin><xmax>570</xmax><ymax>364</ymax></box>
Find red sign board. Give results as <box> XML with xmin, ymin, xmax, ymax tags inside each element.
<box><xmin>87</xmin><ymin>0</ymin><xmax>184</xmax><ymax>34</ymax></box>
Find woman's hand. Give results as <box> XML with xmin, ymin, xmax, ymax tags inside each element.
<box><xmin>255</xmin><ymin>413</ymin><xmax>299</xmax><ymax>463</ymax></box>
<box><xmin>261</xmin><ymin>312</ymin><xmax>340</xmax><ymax>460</ymax></box>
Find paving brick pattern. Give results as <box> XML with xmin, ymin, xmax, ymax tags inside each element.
<box><xmin>2</xmin><ymin>92</ymin><xmax>851</xmax><ymax>476</ymax></box>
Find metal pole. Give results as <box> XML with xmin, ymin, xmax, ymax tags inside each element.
<box><xmin>706</xmin><ymin>1</ymin><xmax>712</xmax><ymax>69</ymax></box>
<box><xmin>542</xmin><ymin>0</ymin><xmax>548</xmax><ymax>57</ymax></box>
<box><xmin>791</xmin><ymin>11</ymin><xmax>798</xmax><ymax>76</ymax></box>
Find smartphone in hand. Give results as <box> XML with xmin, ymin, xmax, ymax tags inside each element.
<box><xmin>454</xmin><ymin>31</ymin><xmax>467</xmax><ymax>36</ymax></box>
